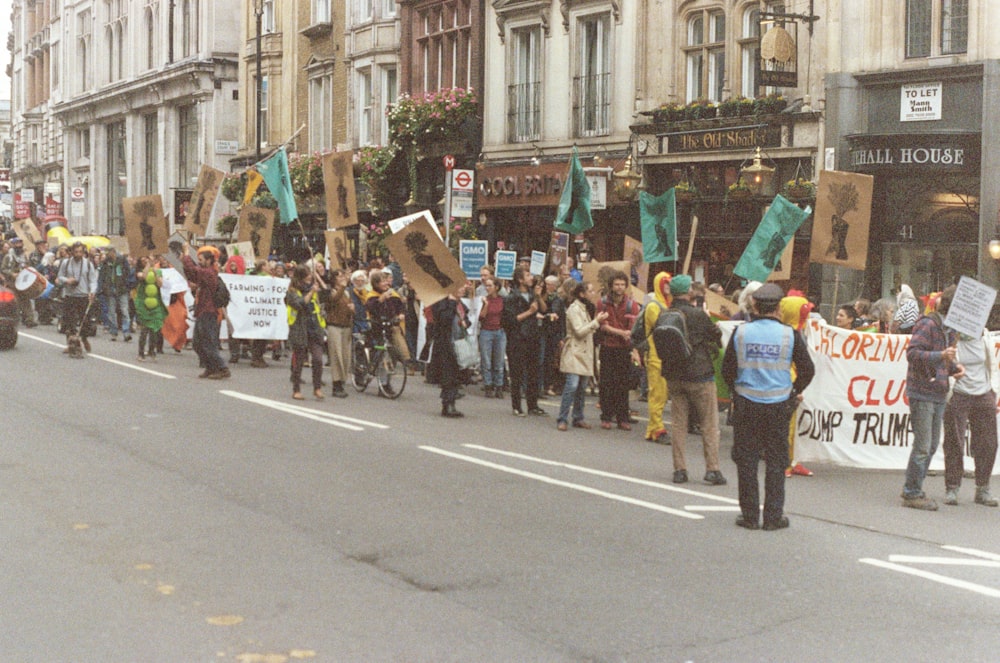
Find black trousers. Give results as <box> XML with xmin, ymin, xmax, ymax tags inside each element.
<box><xmin>599</xmin><ymin>346</ymin><xmax>632</xmax><ymax>423</ymax></box>
<box><xmin>731</xmin><ymin>396</ymin><xmax>792</xmax><ymax>526</ymax></box>
<box><xmin>508</xmin><ymin>337</ymin><xmax>540</xmax><ymax>410</ymax></box>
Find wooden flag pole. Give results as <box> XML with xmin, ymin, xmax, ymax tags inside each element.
<box><xmin>682</xmin><ymin>214</ymin><xmax>699</xmax><ymax>275</ymax></box>
<box><xmin>830</xmin><ymin>266</ymin><xmax>841</xmax><ymax>322</ymax></box>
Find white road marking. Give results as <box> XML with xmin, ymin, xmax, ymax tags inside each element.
<box><xmin>463</xmin><ymin>444</ymin><xmax>738</xmax><ymax>504</ymax></box>
<box><xmin>20</xmin><ymin>332</ymin><xmax>176</xmax><ymax>379</ymax></box>
<box><xmin>942</xmin><ymin>545</ymin><xmax>1000</xmax><ymax>561</ymax></box>
<box><xmin>887</xmin><ymin>555</ymin><xmax>1000</xmax><ymax>568</ymax></box>
<box><xmin>220</xmin><ymin>390</ymin><xmax>389</xmax><ymax>431</ymax></box>
<box><xmin>420</xmin><ymin>445</ymin><xmax>703</xmax><ymax>520</ymax></box>
<box><xmin>859</xmin><ymin>558</ymin><xmax>1000</xmax><ymax>598</ymax></box>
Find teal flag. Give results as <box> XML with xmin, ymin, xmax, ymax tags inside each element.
<box><xmin>554</xmin><ymin>147</ymin><xmax>593</xmax><ymax>234</ymax></box>
<box><xmin>733</xmin><ymin>195</ymin><xmax>812</xmax><ymax>282</ymax></box>
<box><xmin>257</xmin><ymin>147</ymin><xmax>298</xmax><ymax>225</ymax></box>
<box><xmin>639</xmin><ymin>188</ymin><xmax>677</xmax><ymax>263</ymax></box>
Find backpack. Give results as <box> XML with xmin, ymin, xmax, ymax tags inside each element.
<box><xmin>213</xmin><ymin>276</ymin><xmax>231</xmax><ymax>309</ymax></box>
<box><xmin>651</xmin><ymin>308</ymin><xmax>692</xmax><ymax>380</ymax></box>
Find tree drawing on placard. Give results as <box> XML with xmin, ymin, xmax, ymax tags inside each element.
<box><xmin>190</xmin><ymin>171</ymin><xmax>218</xmax><ymax>229</ymax></box>
<box><xmin>134</xmin><ymin>199</ymin><xmax>160</xmax><ymax>250</ymax></box>
<box><xmin>246</xmin><ymin>210</ymin><xmax>267</xmax><ymax>259</ymax></box>
<box><xmin>333</xmin><ymin>156</ymin><xmax>351</xmax><ymax>220</ymax></box>
<box><xmin>826</xmin><ymin>181</ymin><xmax>859</xmax><ymax>261</ymax></box>
<box><xmin>404</xmin><ymin>231</ymin><xmax>453</xmax><ymax>288</ymax></box>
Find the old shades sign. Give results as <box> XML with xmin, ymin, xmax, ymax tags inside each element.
<box><xmin>477</xmin><ymin>162</ymin><xmax>566</xmax><ymax>209</ymax></box>
<box><xmin>665</xmin><ymin>124</ymin><xmax>781</xmax><ymax>154</ymax></box>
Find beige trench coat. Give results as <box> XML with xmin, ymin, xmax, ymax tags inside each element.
<box><xmin>559</xmin><ymin>298</ymin><xmax>600</xmax><ymax>376</ymax></box>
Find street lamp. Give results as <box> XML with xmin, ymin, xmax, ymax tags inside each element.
<box><xmin>740</xmin><ymin>146</ymin><xmax>776</xmax><ymax>196</ymax></box>
<box><xmin>254</xmin><ymin>0</ymin><xmax>264</xmax><ymax>161</ymax></box>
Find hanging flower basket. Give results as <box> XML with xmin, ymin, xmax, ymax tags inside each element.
<box><xmin>782</xmin><ymin>179</ymin><xmax>817</xmax><ymax>200</ymax></box>
<box><xmin>726</xmin><ymin>181</ymin><xmax>754</xmax><ymax>202</ymax></box>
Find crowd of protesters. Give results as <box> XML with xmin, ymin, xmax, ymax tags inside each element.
<box><xmin>4</xmin><ymin>230</ymin><xmax>998</xmax><ymax>522</ymax></box>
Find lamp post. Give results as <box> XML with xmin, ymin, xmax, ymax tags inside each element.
<box><xmin>254</xmin><ymin>0</ymin><xmax>264</xmax><ymax>161</ymax></box>
<box><xmin>740</xmin><ymin>146</ymin><xmax>775</xmax><ymax>196</ymax></box>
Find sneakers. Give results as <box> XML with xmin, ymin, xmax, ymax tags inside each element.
<box><xmin>763</xmin><ymin>516</ymin><xmax>790</xmax><ymax>531</ymax></box>
<box><xmin>975</xmin><ymin>486</ymin><xmax>999</xmax><ymax>507</ymax></box>
<box><xmin>672</xmin><ymin>469</ymin><xmax>688</xmax><ymax>484</ymax></box>
<box><xmin>735</xmin><ymin>516</ymin><xmax>759</xmax><ymax>530</ymax></box>
<box><xmin>512</xmin><ymin>408</ymin><xmax>526</xmax><ymax>417</ymax></box>
<box><xmin>902</xmin><ymin>495</ymin><xmax>939</xmax><ymax>511</ymax></box>
<box><xmin>600</xmin><ymin>421</ymin><xmax>613</xmax><ymax>430</ymax></box>
<box><xmin>790</xmin><ymin>463</ymin><xmax>814</xmax><ymax>477</ymax></box>
<box><xmin>557</xmin><ymin>421</ymin><xmax>568</xmax><ymax>432</ymax></box>
<box><xmin>943</xmin><ymin>489</ymin><xmax>959</xmax><ymax>506</ymax></box>
<box><xmin>528</xmin><ymin>407</ymin><xmax>546</xmax><ymax>416</ymax></box>
<box><xmin>704</xmin><ymin>470</ymin><xmax>727</xmax><ymax>486</ymax></box>
<box><xmin>207</xmin><ymin>368</ymin><xmax>231</xmax><ymax>380</ymax></box>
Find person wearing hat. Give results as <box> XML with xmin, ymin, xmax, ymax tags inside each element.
<box><xmin>1</xmin><ymin>236</ymin><xmax>38</xmax><ymax>327</ymax></box>
<box><xmin>181</xmin><ymin>242</ymin><xmax>230</xmax><ymax>379</ymax></box>
<box><xmin>722</xmin><ymin>282</ymin><xmax>814</xmax><ymax>531</ymax></box>
<box><xmin>663</xmin><ymin>274</ymin><xmax>726</xmax><ymax>486</ymax></box>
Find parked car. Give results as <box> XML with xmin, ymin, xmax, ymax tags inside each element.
<box><xmin>0</xmin><ymin>283</ymin><xmax>19</xmax><ymax>349</ymax></box>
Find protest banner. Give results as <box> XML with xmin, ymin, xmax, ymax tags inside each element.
<box><xmin>549</xmin><ymin>231</ymin><xmax>570</xmax><ymax>276</ymax></box>
<box><xmin>623</xmin><ymin>235</ymin><xmax>648</xmax><ymax>291</ymax></box>
<box><xmin>459</xmin><ymin>240</ymin><xmax>489</xmax><ymax>279</ymax></box>
<box><xmin>530</xmin><ymin>250</ymin><xmax>547</xmax><ymax>276</ymax></box>
<box><xmin>163</xmin><ymin>231</ymin><xmax>193</xmax><ymax>273</ymax></box>
<box><xmin>184</xmin><ymin>165</ymin><xmax>225</xmax><ymax>237</ymax></box>
<box><xmin>158</xmin><ymin>267</ymin><xmax>190</xmax><ymax>305</ymax></box>
<box><xmin>944</xmin><ymin>276</ymin><xmax>997</xmax><ymax>339</ymax></box>
<box><xmin>384</xmin><ymin>215</ymin><xmax>465</xmax><ymax>306</ymax></box>
<box><xmin>808</xmin><ymin>170</ymin><xmax>874</xmax><ymax>270</ymax></box>
<box><xmin>226</xmin><ymin>241</ymin><xmax>255</xmax><ymax>265</ymax></box>
<box><xmin>322</xmin><ymin>150</ymin><xmax>359</xmax><ymax>229</ymax></box>
<box><xmin>733</xmin><ymin>195</ymin><xmax>811</xmax><ymax>283</ymax></box>
<box><xmin>718</xmin><ymin>320</ymin><xmax>1000</xmax><ymax>473</ymax></box>
<box><xmin>495</xmin><ymin>250</ymin><xmax>517</xmax><ymax>280</ymax></box>
<box><xmin>767</xmin><ymin>236</ymin><xmax>794</xmax><ymax>281</ymax></box>
<box><xmin>123</xmin><ymin>196</ymin><xmax>169</xmax><ymax>258</ymax></box>
<box><xmin>236</xmin><ymin>206</ymin><xmax>275</xmax><ymax>262</ymax></box>
<box><xmin>219</xmin><ymin>273</ymin><xmax>290</xmax><ymax>340</ymax></box>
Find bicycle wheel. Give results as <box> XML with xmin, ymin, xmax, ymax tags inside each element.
<box><xmin>376</xmin><ymin>346</ymin><xmax>407</xmax><ymax>399</ymax></box>
<box><xmin>352</xmin><ymin>341</ymin><xmax>372</xmax><ymax>392</ymax></box>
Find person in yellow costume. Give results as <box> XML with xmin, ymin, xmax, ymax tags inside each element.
<box><xmin>643</xmin><ymin>272</ymin><xmax>673</xmax><ymax>443</ymax></box>
<box><xmin>779</xmin><ymin>291</ymin><xmax>815</xmax><ymax>477</ymax></box>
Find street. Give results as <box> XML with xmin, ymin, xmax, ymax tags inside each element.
<box><xmin>3</xmin><ymin>325</ymin><xmax>1000</xmax><ymax>662</ymax></box>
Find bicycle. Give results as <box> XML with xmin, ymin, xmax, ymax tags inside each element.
<box><xmin>352</xmin><ymin>319</ymin><xmax>407</xmax><ymax>399</ymax></box>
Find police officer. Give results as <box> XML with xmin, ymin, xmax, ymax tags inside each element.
<box><xmin>722</xmin><ymin>283</ymin><xmax>815</xmax><ymax>531</ymax></box>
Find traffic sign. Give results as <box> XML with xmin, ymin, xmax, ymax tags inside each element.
<box><xmin>443</xmin><ymin>154</ymin><xmax>456</xmax><ymax>171</ymax></box>
<box><xmin>71</xmin><ymin>187</ymin><xmax>85</xmax><ymax>201</ymax></box>
<box><xmin>452</xmin><ymin>169</ymin><xmax>473</xmax><ymax>191</ymax></box>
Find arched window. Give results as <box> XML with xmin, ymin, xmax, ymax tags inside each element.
<box><xmin>684</xmin><ymin>9</ymin><xmax>725</xmax><ymax>102</ymax></box>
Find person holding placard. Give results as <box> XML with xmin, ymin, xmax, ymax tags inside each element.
<box><xmin>503</xmin><ymin>266</ymin><xmax>547</xmax><ymax>416</ymax></box>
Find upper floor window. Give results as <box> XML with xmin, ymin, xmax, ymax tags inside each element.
<box><xmin>507</xmin><ymin>25</ymin><xmax>541</xmax><ymax>142</ymax></box>
<box><xmin>906</xmin><ymin>0</ymin><xmax>967</xmax><ymax>58</ymax></box>
<box><xmin>309</xmin><ymin>69</ymin><xmax>334</xmax><ymax>151</ymax></box>
<box><xmin>356</xmin><ymin>0</ymin><xmax>374</xmax><ymax>23</ymax></box>
<box><xmin>685</xmin><ymin>9</ymin><xmax>725</xmax><ymax>102</ymax></box>
<box><xmin>417</xmin><ymin>0</ymin><xmax>471</xmax><ymax>93</ymax></box>
<box><xmin>262</xmin><ymin>0</ymin><xmax>276</xmax><ymax>34</ymax></box>
<box><xmin>313</xmin><ymin>0</ymin><xmax>332</xmax><ymax>23</ymax></box>
<box><xmin>182</xmin><ymin>0</ymin><xmax>200</xmax><ymax>55</ymax></box>
<box><xmin>145</xmin><ymin>2</ymin><xmax>159</xmax><ymax>71</ymax></box>
<box><xmin>574</xmin><ymin>13</ymin><xmax>610</xmax><ymax>137</ymax></box>
<box><xmin>357</xmin><ymin>69</ymin><xmax>374</xmax><ymax>146</ymax></box>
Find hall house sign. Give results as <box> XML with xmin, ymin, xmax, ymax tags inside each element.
<box><xmin>846</xmin><ymin>133</ymin><xmax>980</xmax><ymax>173</ymax></box>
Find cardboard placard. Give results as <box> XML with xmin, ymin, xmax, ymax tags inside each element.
<box><xmin>623</xmin><ymin>235</ymin><xmax>649</xmax><ymax>291</ymax></box>
<box><xmin>123</xmin><ymin>196</ymin><xmax>169</xmax><ymax>258</ymax></box>
<box><xmin>322</xmin><ymin>151</ymin><xmax>359</xmax><ymax>229</ymax></box>
<box><xmin>808</xmin><ymin>170</ymin><xmax>874</xmax><ymax>271</ymax></box>
<box><xmin>388</xmin><ymin>209</ymin><xmax>444</xmax><ymax>241</ymax></box>
<box><xmin>495</xmin><ymin>250</ymin><xmax>517</xmax><ymax>280</ymax></box>
<box><xmin>11</xmin><ymin>219</ymin><xmax>42</xmax><ymax>253</ymax></box>
<box><xmin>324</xmin><ymin>229</ymin><xmax>351</xmax><ymax>271</ymax></box>
<box><xmin>184</xmin><ymin>165</ymin><xmax>225</xmax><ymax>237</ymax></box>
<box><xmin>459</xmin><ymin>240</ymin><xmax>489</xmax><ymax>279</ymax></box>
<box><xmin>529</xmin><ymin>250</ymin><xmax>547</xmax><ymax>276</ymax></box>
<box><xmin>106</xmin><ymin>236</ymin><xmax>131</xmax><ymax>256</ymax></box>
<box><xmin>766</xmin><ymin>236</ymin><xmax>795</xmax><ymax>282</ymax></box>
<box><xmin>225</xmin><ymin>241</ymin><xmax>255</xmax><ymax>266</ymax></box>
<box><xmin>384</xmin><ymin>215</ymin><xmax>466</xmax><ymax>306</ymax></box>
<box><xmin>944</xmin><ymin>276</ymin><xmax>998</xmax><ymax>338</ymax></box>
<box><xmin>236</xmin><ymin>206</ymin><xmax>275</xmax><ymax>262</ymax></box>
<box><xmin>549</xmin><ymin>231</ymin><xmax>570</xmax><ymax>276</ymax></box>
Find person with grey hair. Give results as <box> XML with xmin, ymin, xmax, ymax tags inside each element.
<box><xmin>350</xmin><ymin>269</ymin><xmax>370</xmax><ymax>334</ymax></box>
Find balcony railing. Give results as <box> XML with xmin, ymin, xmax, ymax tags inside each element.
<box><xmin>507</xmin><ymin>81</ymin><xmax>540</xmax><ymax>143</ymax></box>
<box><xmin>573</xmin><ymin>72</ymin><xmax>610</xmax><ymax>137</ymax></box>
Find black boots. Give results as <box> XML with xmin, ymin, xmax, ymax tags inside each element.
<box><xmin>441</xmin><ymin>402</ymin><xmax>464</xmax><ymax>418</ymax></box>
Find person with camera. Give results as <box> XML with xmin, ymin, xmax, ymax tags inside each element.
<box><xmin>722</xmin><ymin>283</ymin><xmax>814</xmax><ymax>531</ymax></box>
<box><xmin>502</xmin><ymin>266</ymin><xmax>547</xmax><ymax>416</ymax></box>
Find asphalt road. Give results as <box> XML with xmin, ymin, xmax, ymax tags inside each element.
<box><xmin>3</xmin><ymin>325</ymin><xmax>1000</xmax><ymax>662</ymax></box>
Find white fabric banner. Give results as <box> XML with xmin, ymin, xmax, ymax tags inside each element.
<box><xmin>720</xmin><ymin>319</ymin><xmax>1000</xmax><ymax>473</ymax></box>
<box><xmin>219</xmin><ymin>273</ymin><xmax>289</xmax><ymax>340</ymax></box>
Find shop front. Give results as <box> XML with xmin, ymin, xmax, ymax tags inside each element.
<box><xmin>476</xmin><ymin>158</ymin><xmax>637</xmax><ymax>270</ymax></box>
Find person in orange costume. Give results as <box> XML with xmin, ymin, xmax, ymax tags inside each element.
<box><xmin>780</xmin><ymin>290</ymin><xmax>815</xmax><ymax>477</ymax></box>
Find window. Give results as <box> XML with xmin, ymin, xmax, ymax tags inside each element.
<box><xmin>575</xmin><ymin>13</ymin><xmax>610</xmax><ymax>137</ymax></box>
<box><xmin>259</xmin><ymin>76</ymin><xmax>269</xmax><ymax>146</ymax></box>
<box><xmin>507</xmin><ymin>26</ymin><xmax>541</xmax><ymax>142</ymax></box>
<box><xmin>78</xmin><ymin>10</ymin><xmax>92</xmax><ymax>92</ymax></box>
<box><xmin>383</xmin><ymin>0</ymin><xmax>396</xmax><ymax>18</ymax></box>
<box><xmin>106</xmin><ymin>121</ymin><xmax>127</xmax><ymax>235</ymax></box>
<box><xmin>685</xmin><ymin>9</ymin><xmax>725</xmax><ymax>103</ymax></box>
<box><xmin>309</xmin><ymin>72</ymin><xmax>334</xmax><ymax>151</ymax></box>
<box><xmin>355</xmin><ymin>0</ymin><xmax>373</xmax><ymax>23</ymax></box>
<box><xmin>906</xmin><ymin>0</ymin><xmax>967</xmax><ymax>58</ymax></box>
<box><xmin>182</xmin><ymin>0</ymin><xmax>200</xmax><ymax>56</ymax></box>
<box><xmin>81</xmin><ymin>128</ymin><xmax>91</xmax><ymax>159</ymax></box>
<box><xmin>144</xmin><ymin>114</ymin><xmax>159</xmax><ymax>194</ymax></box>
<box><xmin>177</xmin><ymin>105</ymin><xmax>199</xmax><ymax>187</ymax></box>
<box><xmin>740</xmin><ymin>3</ymin><xmax>783</xmax><ymax>98</ymax></box>
<box><xmin>262</xmin><ymin>0</ymin><xmax>275</xmax><ymax>33</ymax></box>
<box><xmin>145</xmin><ymin>3</ymin><xmax>159</xmax><ymax>71</ymax></box>
<box><xmin>417</xmin><ymin>0</ymin><xmax>471</xmax><ymax>93</ymax></box>
<box><xmin>380</xmin><ymin>66</ymin><xmax>397</xmax><ymax>143</ymax></box>
<box><xmin>357</xmin><ymin>69</ymin><xmax>373</xmax><ymax>146</ymax></box>
<box><xmin>313</xmin><ymin>0</ymin><xmax>331</xmax><ymax>23</ymax></box>
<box><xmin>103</xmin><ymin>0</ymin><xmax>127</xmax><ymax>83</ymax></box>
<box><xmin>51</xmin><ymin>41</ymin><xmax>60</xmax><ymax>89</ymax></box>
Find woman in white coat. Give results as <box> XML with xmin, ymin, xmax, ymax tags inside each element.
<box><xmin>557</xmin><ymin>280</ymin><xmax>608</xmax><ymax>431</ymax></box>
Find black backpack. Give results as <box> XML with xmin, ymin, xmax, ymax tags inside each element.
<box><xmin>212</xmin><ymin>276</ymin><xmax>231</xmax><ymax>309</ymax></box>
<box><xmin>652</xmin><ymin>309</ymin><xmax>692</xmax><ymax>380</ymax></box>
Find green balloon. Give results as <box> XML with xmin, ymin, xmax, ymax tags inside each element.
<box><xmin>145</xmin><ymin>270</ymin><xmax>156</xmax><ymax>285</ymax></box>
<box><xmin>144</xmin><ymin>284</ymin><xmax>158</xmax><ymax>297</ymax></box>
<box><xmin>144</xmin><ymin>296</ymin><xmax>159</xmax><ymax>309</ymax></box>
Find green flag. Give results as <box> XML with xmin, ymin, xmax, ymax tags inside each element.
<box><xmin>554</xmin><ymin>147</ymin><xmax>593</xmax><ymax>234</ymax></box>
<box><xmin>733</xmin><ymin>195</ymin><xmax>812</xmax><ymax>282</ymax></box>
<box><xmin>257</xmin><ymin>147</ymin><xmax>298</xmax><ymax>225</ymax></box>
<box><xmin>639</xmin><ymin>188</ymin><xmax>677</xmax><ymax>263</ymax></box>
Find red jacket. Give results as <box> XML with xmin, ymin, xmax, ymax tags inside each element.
<box><xmin>598</xmin><ymin>296</ymin><xmax>639</xmax><ymax>348</ymax></box>
<box><xmin>181</xmin><ymin>254</ymin><xmax>220</xmax><ymax>317</ymax></box>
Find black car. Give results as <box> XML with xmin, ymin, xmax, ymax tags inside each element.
<box><xmin>0</xmin><ymin>283</ymin><xmax>19</xmax><ymax>349</ymax></box>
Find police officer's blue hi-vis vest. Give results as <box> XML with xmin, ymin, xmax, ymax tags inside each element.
<box><xmin>733</xmin><ymin>318</ymin><xmax>794</xmax><ymax>404</ymax></box>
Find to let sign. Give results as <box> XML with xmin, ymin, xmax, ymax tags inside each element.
<box><xmin>900</xmin><ymin>82</ymin><xmax>942</xmax><ymax>122</ymax></box>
